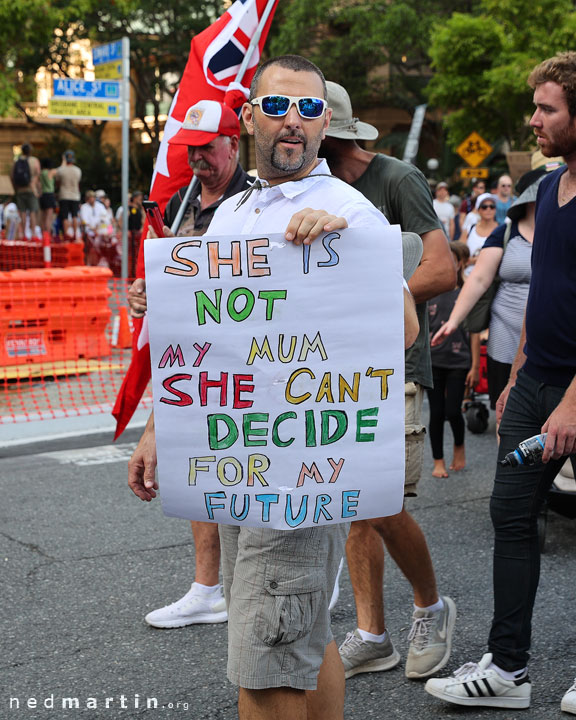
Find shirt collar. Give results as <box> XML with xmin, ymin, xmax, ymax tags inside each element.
<box><xmin>255</xmin><ymin>159</ymin><xmax>332</xmax><ymax>199</ymax></box>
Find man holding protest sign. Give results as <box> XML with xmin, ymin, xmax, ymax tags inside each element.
<box><xmin>129</xmin><ymin>55</ymin><xmax>418</xmax><ymax>720</ymax></box>
<box><xmin>320</xmin><ymin>83</ymin><xmax>458</xmax><ymax>681</ymax></box>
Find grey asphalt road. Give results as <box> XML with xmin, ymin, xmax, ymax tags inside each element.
<box><xmin>2</xmin><ymin>415</ymin><xmax>576</xmax><ymax>720</ymax></box>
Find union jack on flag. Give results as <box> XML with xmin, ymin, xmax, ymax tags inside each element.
<box><xmin>203</xmin><ymin>0</ymin><xmax>272</xmax><ymax>91</ymax></box>
<box><xmin>112</xmin><ymin>0</ymin><xmax>279</xmax><ymax>439</ymax></box>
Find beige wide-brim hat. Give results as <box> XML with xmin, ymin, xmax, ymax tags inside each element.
<box><xmin>325</xmin><ymin>81</ymin><xmax>379</xmax><ymax>141</ymax></box>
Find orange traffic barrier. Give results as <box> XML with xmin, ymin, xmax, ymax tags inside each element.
<box><xmin>0</xmin><ymin>240</ymin><xmax>84</xmax><ymax>271</ymax></box>
<box><xmin>113</xmin><ymin>306</ymin><xmax>133</xmax><ymax>348</ymax></box>
<box><xmin>0</xmin><ymin>267</ymin><xmax>112</xmax><ymax>366</ymax></box>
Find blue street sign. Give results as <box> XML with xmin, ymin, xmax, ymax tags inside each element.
<box><xmin>52</xmin><ymin>79</ymin><xmax>121</xmax><ymax>100</ymax></box>
<box><xmin>92</xmin><ymin>40</ymin><xmax>123</xmax><ymax>66</ymax></box>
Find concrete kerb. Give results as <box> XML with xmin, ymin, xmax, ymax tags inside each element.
<box><xmin>0</xmin><ymin>406</ymin><xmax>150</xmax><ymax>448</ymax></box>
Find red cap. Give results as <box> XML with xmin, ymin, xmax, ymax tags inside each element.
<box><xmin>168</xmin><ymin>100</ymin><xmax>240</xmax><ymax>146</ymax></box>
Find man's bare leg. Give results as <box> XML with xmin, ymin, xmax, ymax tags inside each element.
<box><xmin>306</xmin><ymin>640</ymin><xmax>345</xmax><ymax>720</ymax></box>
<box><xmin>371</xmin><ymin>508</ymin><xmax>438</xmax><ymax>609</ymax></box>
<box><xmin>238</xmin><ymin>688</ymin><xmax>306</xmax><ymax>720</ymax></box>
<box><xmin>191</xmin><ymin>521</ymin><xmax>220</xmax><ymax>586</ymax></box>
<box><xmin>238</xmin><ymin>640</ymin><xmax>344</xmax><ymax>720</ymax></box>
<box><xmin>346</xmin><ymin>520</ymin><xmax>386</xmax><ymax>633</ymax></box>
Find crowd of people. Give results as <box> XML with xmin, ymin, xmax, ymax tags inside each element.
<box><xmin>122</xmin><ymin>50</ymin><xmax>576</xmax><ymax>719</ymax></box>
<box><xmin>3</xmin><ymin>147</ymin><xmax>145</xmax><ymax>276</ymax></box>
<box><xmin>7</xmin><ymin>45</ymin><xmax>567</xmax><ymax>718</ymax></box>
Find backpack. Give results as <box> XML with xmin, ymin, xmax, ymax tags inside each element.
<box><xmin>13</xmin><ymin>157</ymin><xmax>31</xmax><ymax>188</ymax></box>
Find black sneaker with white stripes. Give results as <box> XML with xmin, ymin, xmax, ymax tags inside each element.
<box><xmin>425</xmin><ymin>653</ymin><xmax>531</xmax><ymax>709</ymax></box>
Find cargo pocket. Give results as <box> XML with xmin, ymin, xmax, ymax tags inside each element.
<box><xmin>257</xmin><ymin>570</ymin><xmax>323</xmax><ymax>647</ymax></box>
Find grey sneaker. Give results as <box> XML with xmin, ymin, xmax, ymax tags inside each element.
<box><xmin>339</xmin><ymin>630</ymin><xmax>401</xmax><ymax>678</ymax></box>
<box><xmin>405</xmin><ymin>595</ymin><xmax>456</xmax><ymax>679</ymax></box>
<box><xmin>145</xmin><ymin>585</ymin><xmax>227</xmax><ymax>628</ymax></box>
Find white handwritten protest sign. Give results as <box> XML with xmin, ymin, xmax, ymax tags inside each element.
<box><xmin>145</xmin><ymin>227</ymin><xmax>406</xmax><ymax>530</ymax></box>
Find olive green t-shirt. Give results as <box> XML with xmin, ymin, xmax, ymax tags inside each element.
<box><xmin>352</xmin><ymin>154</ymin><xmax>443</xmax><ymax>388</ymax></box>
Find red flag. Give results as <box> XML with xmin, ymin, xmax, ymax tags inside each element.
<box><xmin>112</xmin><ymin>0</ymin><xmax>278</xmax><ymax>439</ymax></box>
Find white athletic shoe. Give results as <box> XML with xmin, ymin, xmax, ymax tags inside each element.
<box><xmin>561</xmin><ymin>678</ymin><xmax>576</xmax><ymax>714</ymax></box>
<box><xmin>425</xmin><ymin>653</ymin><xmax>531</xmax><ymax>709</ymax></box>
<box><xmin>145</xmin><ymin>585</ymin><xmax>227</xmax><ymax>629</ymax></box>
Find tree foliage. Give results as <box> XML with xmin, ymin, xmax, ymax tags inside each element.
<box><xmin>268</xmin><ymin>0</ymin><xmax>480</xmax><ymax>109</ymax></box>
<box><xmin>426</xmin><ymin>0</ymin><xmax>576</xmax><ymax>149</ymax></box>
<box><xmin>76</xmin><ymin>0</ymin><xmax>223</xmax><ymax>153</ymax></box>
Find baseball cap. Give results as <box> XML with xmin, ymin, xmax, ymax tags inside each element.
<box><xmin>168</xmin><ymin>100</ymin><xmax>240</xmax><ymax>147</ymax></box>
<box><xmin>436</xmin><ymin>181</ymin><xmax>449</xmax><ymax>190</ymax></box>
<box><xmin>64</xmin><ymin>150</ymin><xmax>75</xmax><ymax>162</ymax></box>
<box><xmin>325</xmin><ymin>81</ymin><xmax>379</xmax><ymax>141</ymax></box>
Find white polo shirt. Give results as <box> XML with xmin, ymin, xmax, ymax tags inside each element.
<box><xmin>207</xmin><ymin>159</ymin><xmax>390</xmax><ymax>235</ymax></box>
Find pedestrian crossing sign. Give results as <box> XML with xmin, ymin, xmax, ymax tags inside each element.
<box><xmin>456</xmin><ymin>132</ymin><xmax>493</xmax><ymax>168</ymax></box>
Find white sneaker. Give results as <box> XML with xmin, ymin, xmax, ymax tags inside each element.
<box><xmin>145</xmin><ymin>585</ymin><xmax>227</xmax><ymax>628</ymax></box>
<box><xmin>425</xmin><ymin>653</ymin><xmax>531</xmax><ymax>709</ymax></box>
<box><xmin>562</xmin><ymin>678</ymin><xmax>576</xmax><ymax>714</ymax></box>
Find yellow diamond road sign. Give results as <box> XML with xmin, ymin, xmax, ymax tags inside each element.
<box><xmin>456</xmin><ymin>132</ymin><xmax>493</xmax><ymax>168</ymax></box>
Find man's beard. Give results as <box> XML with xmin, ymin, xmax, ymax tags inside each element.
<box><xmin>540</xmin><ymin>124</ymin><xmax>576</xmax><ymax>157</ymax></box>
<box><xmin>270</xmin><ymin>131</ymin><xmax>308</xmax><ymax>173</ymax></box>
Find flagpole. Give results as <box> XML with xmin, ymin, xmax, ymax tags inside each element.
<box><xmin>170</xmin><ymin>0</ymin><xmax>277</xmax><ymax>235</ymax></box>
<box><xmin>170</xmin><ymin>176</ymin><xmax>199</xmax><ymax>234</ymax></box>
<box><xmin>234</xmin><ymin>0</ymin><xmax>278</xmax><ymax>85</ymax></box>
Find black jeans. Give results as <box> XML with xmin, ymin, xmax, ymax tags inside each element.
<box><xmin>488</xmin><ymin>369</ymin><xmax>576</xmax><ymax>670</ymax></box>
<box><xmin>426</xmin><ymin>366</ymin><xmax>468</xmax><ymax>459</ymax></box>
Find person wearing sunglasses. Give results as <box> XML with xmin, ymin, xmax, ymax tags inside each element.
<box><xmin>459</xmin><ymin>192</ymin><xmax>499</xmax><ymax>276</ymax></box>
<box><xmin>495</xmin><ymin>174</ymin><xmax>516</xmax><ymax>223</ymax></box>
<box><xmin>432</xmin><ymin>171</ymin><xmax>547</xmax><ymax>409</ymax></box>
<box><xmin>128</xmin><ymin>54</ymin><xmax>419</xmax><ymax>720</ymax></box>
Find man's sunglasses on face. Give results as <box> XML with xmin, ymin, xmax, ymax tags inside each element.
<box><xmin>250</xmin><ymin>95</ymin><xmax>327</xmax><ymax>119</ymax></box>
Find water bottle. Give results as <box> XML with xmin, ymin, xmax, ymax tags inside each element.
<box><xmin>499</xmin><ymin>433</ymin><xmax>547</xmax><ymax>467</ymax></box>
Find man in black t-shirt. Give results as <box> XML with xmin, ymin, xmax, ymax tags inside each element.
<box><xmin>426</xmin><ymin>51</ymin><xmax>576</xmax><ymax>714</ymax></box>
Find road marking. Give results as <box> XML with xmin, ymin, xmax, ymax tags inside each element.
<box><xmin>37</xmin><ymin>443</ymin><xmax>137</xmax><ymax>466</ymax></box>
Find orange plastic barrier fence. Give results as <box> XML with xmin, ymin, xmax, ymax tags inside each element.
<box><xmin>0</xmin><ymin>269</ymin><xmax>152</xmax><ymax>425</ymax></box>
<box><xmin>0</xmin><ymin>239</ymin><xmax>84</xmax><ymax>271</ymax></box>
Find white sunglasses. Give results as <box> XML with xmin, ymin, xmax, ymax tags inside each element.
<box><xmin>250</xmin><ymin>95</ymin><xmax>327</xmax><ymax>119</ymax></box>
